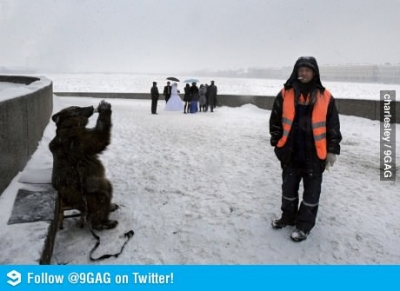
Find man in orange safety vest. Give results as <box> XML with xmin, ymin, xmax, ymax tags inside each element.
<box><xmin>269</xmin><ymin>56</ymin><xmax>342</xmax><ymax>242</ymax></box>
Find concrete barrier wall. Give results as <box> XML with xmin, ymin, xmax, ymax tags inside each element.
<box><xmin>0</xmin><ymin>76</ymin><xmax>53</xmax><ymax>195</ymax></box>
<box><xmin>54</xmin><ymin>92</ymin><xmax>399</xmax><ymax>123</ymax></box>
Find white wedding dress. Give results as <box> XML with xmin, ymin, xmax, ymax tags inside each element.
<box><xmin>165</xmin><ymin>83</ymin><xmax>184</xmax><ymax>111</ymax></box>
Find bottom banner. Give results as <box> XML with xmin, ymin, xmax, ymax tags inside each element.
<box><xmin>1</xmin><ymin>265</ymin><xmax>398</xmax><ymax>291</ymax></box>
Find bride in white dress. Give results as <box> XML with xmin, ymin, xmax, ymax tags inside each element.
<box><xmin>165</xmin><ymin>83</ymin><xmax>184</xmax><ymax>111</ymax></box>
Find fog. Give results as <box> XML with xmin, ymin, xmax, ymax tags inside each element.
<box><xmin>1</xmin><ymin>0</ymin><xmax>399</xmax><ymax>74</ymax></box>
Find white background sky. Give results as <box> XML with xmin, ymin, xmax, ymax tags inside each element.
<box><xmin>1</xmin><ymin>0</ymin><xmax>400</xmax><ymax>74</ymax></box>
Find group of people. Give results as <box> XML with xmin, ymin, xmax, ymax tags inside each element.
<box><xmin>151</xmin><ymin>56</ymin><xmax>342</xmax><ymax>243</ymax></box>
<box><xmin>150</xmin><ymin>80</ymin><xmax>218</xmax><ymax>114</ymax></box>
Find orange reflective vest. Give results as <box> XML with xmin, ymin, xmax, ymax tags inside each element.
<box><xmin>276</xmin><ymin>88</ymin><xmax>331</xmax><ymax>160</ymax></box>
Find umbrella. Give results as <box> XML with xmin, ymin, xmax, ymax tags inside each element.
<box><xmin>183</xmin><ymin>78</ymin><xmax>200</xmax><ymax>83</ymax></box>
<box><xmin>167</xmin><ymin>77</ymin><xmax>180</xmax><ymax>82</ymax></box>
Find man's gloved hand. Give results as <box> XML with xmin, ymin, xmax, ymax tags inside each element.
<box><xmin>325</xmin><ymin>153</ymin><xmax>337</xmax><ymax>171</ymax></box>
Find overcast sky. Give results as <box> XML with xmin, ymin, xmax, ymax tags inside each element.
<box><xmin>1</xmin><ymin>0</ymin><xmax>399</xmax><ymax>74</ymax></box>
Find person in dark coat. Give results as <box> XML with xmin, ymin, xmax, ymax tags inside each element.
<box><xmin>204</xmin><ymin>84</ymin><xmax>209</xmax><ymax>112</ymax></box>
<box><xmin>183</xmin><ymin>83</ymin><xmax>191</xmax><ymax>114</ymax></box>
<box><xmin>150</xmin><ymin>81</ymin><xmax>159</xmax><ymax>114</ymax></box>
<box><xmin>207</xmin><ymin>80</ymin><xmax>217</xmax><ymax>112</ymax></box>
<box><xmin>163</xmin><ymin>81</ymin><xmax>172</xmax><ymax>103</ymax></box>
<box><xmin>199</xmin><ymin>84</ymin><xmax>207</xmax><ymax>112</ymax></box>
<box><xmin>189</xmin><ymin>82</ymin><xmax>200</xmax><ymax>113</ymax></box>
<box><xmin>269</xmin><ymin>56</ymin><xmax>342</xmax><ymax>242</ymax></box>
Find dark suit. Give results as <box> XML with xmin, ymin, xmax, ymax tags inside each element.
<box><xmin>163</xmin><ymin>85</ymin><xmax>172</xmax><ymax>103</ymax></box>
<box><xmin>151</xmin><ymin>85</ymin><xmax>159</xmax><ymax>114</ymax></box>
<box><xmin>207</xmin><ymin>84</ymin><xmax>217</xmax><ymax>112</ymax></box>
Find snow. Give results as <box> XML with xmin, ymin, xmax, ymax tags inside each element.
<box><xmin>0</xmin><ymin>78</ymin><xmax>52</xmax><ymax>102</ymax></box>
<box><xmin>0</xmin><ymin>75</ymin><xmax>399</xmax><ymax>265</ymax></box>
<box><xmin>38</xmin><ymin>73</ymin><xmax>400</xmax><ymax>100</ymax></box>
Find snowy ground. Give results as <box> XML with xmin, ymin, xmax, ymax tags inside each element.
<box><xmin>1</xmin><ymin>74</ymin><xmax>399</xmax><ymax>264</ymax></box>
<box><xmin>1</xmin><ymin>92</ymin><xmax>399</xmax><ymax>265</ymax></box>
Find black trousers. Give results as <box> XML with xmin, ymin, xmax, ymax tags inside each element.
<box><xmin>280</xmin><ymin>165</ymin><xmax>322</xmax><ymax>232</ymax></box>
<box><xmin>151</xmin><ymin>98</ymin><xmax>158</xmax><ymax>113</ymax></box>
<box><xmin>208</xmin><ymin>96</ymin><xmax>215</xmax><ymax>112</ymax></box>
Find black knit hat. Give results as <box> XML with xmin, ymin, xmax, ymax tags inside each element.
<box><xmin>297</xmin><ymin>57</ymin><xmax>318</xmax><ymax>73</ymax></box>
<box><xmin>283</xmin><ymin>56</ymin><xmax>324</xmax><ymax>90</ymax></box>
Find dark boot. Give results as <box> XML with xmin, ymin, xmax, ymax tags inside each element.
<box><xmin>290</xmin><ymin>228</ymin><xmax>309</xmax><ymax>242</ymax></box>
<box><xmin>271</xmin><ymin>217</ymin><xmax>296</xmax><ymax>229</ymax></box>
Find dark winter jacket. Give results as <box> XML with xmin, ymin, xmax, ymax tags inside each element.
<box><xmin>190</xmin><ymin>84</ymin><xmax>200</xmax><ymax>101</ymax></box>
<box><xmin>163</xmin><ymin>85</ymin><xmax>172</xmax><ymax>97</ymax></box>
<box><xmin>151</xmin><ymin>85</ymin><xmax>159</xmax><ymax>100</ymax></box>
<box><xmin>183</xmin><ymin>84</ymin><xmax>191</xmax><ymax>102</ymax></box>
<box><xmin>208</xmin><ymin>84</ymin><xmax>218</xmax><ymax>107</ymax></box>
<box><xmin>207</xmin><ymin>84</ymin><xmax>217</xmax><ymax>98</ymax></box>
<box><xmin>269</xmin><ymin>57</ymin><xmax>342</xmax><ymax>174</ymax></box>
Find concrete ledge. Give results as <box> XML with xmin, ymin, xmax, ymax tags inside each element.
<box><xmin>55</xmin><ymin>92</ymin><xmax>399</xmax><ymax>123</ymax></box>
<box><xmin>0</xmin><ymin>178</ymin><xmax>58</xmax><ymax>264</ymax></box>
<box><xmin>39</xmin><ymin>189</ymin><xmax>60</xmax><ymax>265</ymax></box>
<box><xmin>0</xmin><ymin>76</ymin><xmax>53</xmax><ymax>195</ymax></box>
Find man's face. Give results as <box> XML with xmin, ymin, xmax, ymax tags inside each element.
<box><xmin>297</xmin><ymin>67</ymin><xmax>314</xmax><ymax>83</ymax></box>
